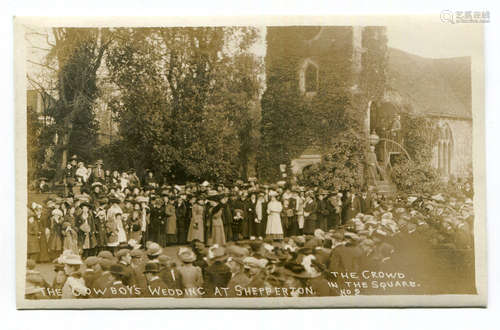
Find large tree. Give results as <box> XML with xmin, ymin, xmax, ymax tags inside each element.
<box><xmin>27</xmin><ymin>28</ymin><xmax>113</xmax><ymax>174</ymax></box>
<box><xmin>49</xmin><ymin>28</ymin><xmax>112</xmax><ymax>168</ymax></box>
<box><xmin>105</xmin><ymin>27</ymin><xmax>261</xmax><ymax>183</ymax></box>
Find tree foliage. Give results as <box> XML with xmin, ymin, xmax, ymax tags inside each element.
<box><xmin>44</xmin><ymin>28</ymin><xmax>112</xmax><ymax>168</ymax></box>
<box><xmin>391</xmin><ymin>160</ymin><xmax>443</xmax><ymax>195</ymax></box>
<box><xmin>105</xmin><ymin>27</ymin><xmax>261</xmax><ymax>183</ymax></box>
<box><xmin>390</xmin><ymin>111</ymin><xmax>441</xmax><ymax>193</ymax></box>
<box><xmin>298</xmin><ymin>130</ymin><xmax>365</xmax><ymax>191</ymax></box>
<box><xmin>259</xmin><ymin>27</ymin><xmax>388</xmax><ymax>185</ymax></box>
<box><xmin>258</xmin><ymin>27</ymin><xmax>356</xmax><ymax>181</ymax></box>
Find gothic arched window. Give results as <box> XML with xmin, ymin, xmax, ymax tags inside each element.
<box><xmin>305</xmin><ymin>64</ymin><xmax>318</xmax><ymax>92</ymax></box>
<box><xmin>299</xmin><ymin>58</ymin><xmax>319</xmax><ymax>96</ymax></box>
<box><xmin>437</xmin><ymin>122</ymin><xmax>453</xmax><ymax>177</ymax></box>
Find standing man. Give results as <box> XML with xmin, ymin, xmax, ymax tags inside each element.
<box><xmin>221</xmin><ymin>194</ymin><xmax>233</xmax><ymax>242</ymax></box>
<box><xmin>91</xmin><ymin>160</ymin><xmax>105</xmax><ymax>184</ymax></box>
<box><xmin>176</xmin><ymin>194</ymin><xmax>188</xmax><ymax>244</ymax></box>
<box><xmin>240</xmin><ymin>191</ymin><xmax>252</xmax><ymax>239</ymax></box>
<box><xmin>316</xmin><ymin>190</ymin><xmax>330</xmax><ymax>232</ymax></box>
<box><xmin>254</xmin><ymin>192</ymin><xmax>266</xmax><ymax>239</ymax></box>
<box><xmin>128</xmin><ymin>169</ymin><xmax>141</xmax><ymax>190</ymax></box>
<box><xmin>151</xmin><ymin>195</ymin><xmax>166</xmax><ymax>246</ymax></box>
<box><xmin>303</xmin><ymin>191</ymin><xmax>317</xmax><ymax>235</ymax></box>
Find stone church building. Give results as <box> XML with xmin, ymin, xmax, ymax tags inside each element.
<box><xmin>262</xmin><ymin>26</ymin><xmax>472</xmax><ymax>184</ymax></box>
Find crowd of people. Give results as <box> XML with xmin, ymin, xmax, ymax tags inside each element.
<box><xmin>26</xmin><ymin>156</ymin><xmax>475</xmax><ymax>299</ymax></box>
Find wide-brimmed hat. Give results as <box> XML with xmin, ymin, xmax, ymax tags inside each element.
<box><xmin>143</xmin><ymin>262</ymin><xmax>160</xmax><ymax>274</ymax></box>
<box><xmin>110</xmin><ymin>264</ymin><xmax>126</xmax><ymax>276</ymax></box>
<box><xmin>116</xmin><ymin>248</ymin><xmax>131</xmax><ymax>259</ymax></box>
<box><xmin>242</xmin><ymin>256</ymin><xmax>268</xmax><ymax>269</ymax></box>
<box><xmin>84</xmin><ymin>256</ymin><xmax>100</xmax><ymax>267</ymax></box>
<box><xmin>51</xmin><ymin>209</ymin><xmax>63</xmax><ymax>217</ymax></box>
<box><xmin>281</xmin><ymin>262</ymin><xmax>320</xmax><ymax>279</ymax></box>
<box><xmin>97</xmin><ymin>250</ymin><xmax>115</xmax><ymax>260</ymax></box>
<box><xmin>210</xmin><ymin>247</ymin><xmax>228</xmax><ymax>262</ymax></box>
<box><xmin>226</xmin><ymin>244</ymin><xmax>250</xmax><ymax>258</ymax></box>
<box><xmin>108</xmin><ymin>196</ymin><xmax>121</xmax><ymax>204</ymax></box>
<box><xmin>314</xmin><ymin>229</ymin><xmax>326</xmax><ymax>240</ymax></box>
<box><xmin>146</xmin><ymin>242</ymin><xmax>162</xmax><ymax>256</ymax></box>
<box><xmin>178</xmin><ymin>247</ymin><xmax>197</xmax><ymax>263</ymax></box>
<box><xmin>146</xmin><ymin>242</ymin><xmax>161</xmax><ymax>256</ymax></box>
<box><xmin>134</xmin><ymin>196</ymin><xmax>147</xmax><ymax>204</ymax></box>
<box><xmin>130</xmin><ymin>249</ymin><xmax>144</xmax><ymax>258</ymax></box>
<box><xmin>80</xmin><ymin>201</ymin><xmax>92</xmax><ymax>209</ymax></box>
<box><xmin>60</xmin><ymin>253</ymin><xmax>83</xmax><ymax>265</ymax></box>
<box><xmin>158</xmin><ymin>255</ymin><xmax>173</xmax><ymax>266</ymax></box>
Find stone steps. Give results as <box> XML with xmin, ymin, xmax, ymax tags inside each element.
<box><xmin>374</xmin><ymin>180</ymin><xmax>397</xmax><ymax>196</ymax></box>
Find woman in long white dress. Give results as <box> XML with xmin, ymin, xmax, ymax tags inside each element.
<box><xmin>266</xmin><ymin>191</ymin><xmax>284</xmax><ymax>240</ymax></box>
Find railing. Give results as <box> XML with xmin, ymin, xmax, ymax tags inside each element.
<box><xmin>380</xmin><ymin>137</ymin><xmax>412</xmax><ymax>170</ymax></box>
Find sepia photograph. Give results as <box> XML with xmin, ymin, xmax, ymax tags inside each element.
<box><xmin>14</xmin><ymin>15</ymin><xmax>486</xmax><ymax>308</ymax></box>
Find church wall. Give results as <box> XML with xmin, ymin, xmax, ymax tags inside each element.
<box><xmin>449</xmin><ymin>118</ymin><xmax>473</xmax><ymax>177</ymax></box>
<box><xmin>431</xmin><ymin>117</ymin><xmax>473</xmax><ymax>178</ymax></box>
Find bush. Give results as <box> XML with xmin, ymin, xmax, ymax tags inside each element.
<box><xmin>298</xmin><ymin>130</ymin><xmax>365</xmax><ymax>191</ymax></box>
<box><xmin>391</xmin><ymin>160</ymin><xmax>443</xmax><ymax>195</ymax></box>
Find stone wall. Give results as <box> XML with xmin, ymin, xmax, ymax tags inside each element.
<box><xmin>431</xmin><ymin>117</ymin><xmax>473</xmax><ymax>178</ymax></box>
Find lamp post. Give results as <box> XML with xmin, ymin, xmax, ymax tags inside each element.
<box><xmin>369</xmin><ymin>130</ymin><xmax>380</xmax><ymax>146</ymax></box>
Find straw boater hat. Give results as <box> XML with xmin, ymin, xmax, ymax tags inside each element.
<box><xmin>178</xmin><ymin>247</ymin><xmax>197</xmax><ymax>263</ymax></box>
<box><xmin>146</xmin><ymin>242</ymin><xmax>162</xmax><ymax>257</ymax></box>
<box><xmin>51</xmin><ymin>209</ymin><xmax>63</xmax><ymax>217</ymax></box>
<box><xmin>84</xmin><ymin>256</ymin><xmax>100</xmax><ymax>267</ymax></box>
<box><xmin>97</xmin><ymin>250</ymin><xmax>115</xmax><ymax>261</ymax></box>
<box><xmin>242</xmin><ymin>256</ymin><xmax>268</xmax><ymax>269</ymax></box>
<box><xmin>210</xmin><ymin>246</ymin><xmax>228</xmax><ymax>262</ymax></box>
<box><xmin>60</xmin><ymin>252</ymin><xmax>83</xmax><ymax>265</ymax></box>
<box><xmin>136</xmin><ymin>196</ymin><xmax>149</xmax><ymax>203</ymax></box>
<box><xmin>158</xmin><ymin>255</ymin><xmax>173</xmax><ymax>267</ymax></box>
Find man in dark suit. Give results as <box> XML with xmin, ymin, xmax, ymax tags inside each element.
<box><xmin>82</xmin><ymin>256</ymin><xmax>103</xmax><ymax>297</ymax></box>
<box><xmin>158</xmin><ymin>255</ymin><xmax>182</xmax><ymax>290</ymax></box>
<box><xmin>316</xmin><ymin>190</ymin><xmax>330</xmax><ymax>232</ymax></box>
<box><xmin>103</xmin><ymin>264</ymin><xmax>138</xmax><ymax>298</ymax></box>
<box><xmin>221</xmin><ymin>194</ymin><xmax>233</xmax><ymax>241</ymax></box>
<box><xmin>176</xmin><ymin>196</ymin><xmax>188</xmax><ymax>244</ymax></box>
<box><xmin>90</xmin><ymin>160</ymin><xmax>105</xmax><ymax>184</ymax></box>
<box><xmin>116</xmin><ymin>248</ymin><xmax>135</xmax><ymax>286</ymax></box>
<box><xmin>144</xmin><ymin>262</ymin><xmax>169</xmax><ymax>297</ymax></box>
<box><xmin>204</xmin><ymin>247</ymin><xmax>232</xmax><ymax>297</ymax></box>
<box><xmin>127</xmin><ymin>169</ymin><xmax>141</xmax><ymax>189</ymax></box>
